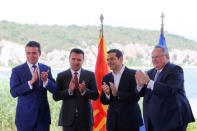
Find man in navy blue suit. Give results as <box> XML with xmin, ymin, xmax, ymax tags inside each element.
<box><xmin>135</xmin><ymin>45</ymin><xmax>195</xmax><ymax>131</ymax></box>
<box><xmin>100</xmin><ymin>49</ymin><xmax>143</xmax><ymax>131</ymax></box>
<box><xmin>10</xmin><ymin>41</ymin><xmax>56</xmax><ymax>131</ymax></box>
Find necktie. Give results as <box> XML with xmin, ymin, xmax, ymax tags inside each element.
<box><xmin>32</xmin><ymin>65</ymin><xmax>40</xmax><ymax>89</ymax></box>
<box><xmin>74</xmin><ymin>72</ymin><xmax>79</xmax><ymax>92</ymax></box>
<box><xmin>74</xmin><ymin>72</ymin><xmax>79</xmax><ymax>112</ymax></box>
<box><xmin>154</xmin><ymin>70</ymin><xmax>160</xmax><ymax>81</ymax></box>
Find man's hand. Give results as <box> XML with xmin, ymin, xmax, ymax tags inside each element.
<box><xmin>143</xmin><ymin>71</ymin><xmax>150</xmax><ymax>85</ymax></box>
<box><xmin>135</xmin><ymin>70</ymin><xmax>144</xmax><ymax>87</ymax></box>
<box><xmin>109</xmin><ymin>82</ymin><xmax>117</xmax><ymax>96</ymax></box>
<box><xmin>41</xmin><ymin>70</ymin><xmax>49</xmax><ymax>84</ymax></box>
<box><xmin>135</xmin><ymin>70</ymin><xmax>150</xmax><ymax>86</ymax></box>
<box><xmin>30</xmin><ymin>66</ymin><xmax>39</xmax><ymax>85</ymax></box>
<box><xmin>68</xmin><ymin>78</ymin><xmax>75</xmax><ymax>93</ymax></box>
<box><xmin>79</xmin><ymin>80</ymin><xmax>86</xmax><ymax>93</ymax></box>
<box><xmin>102</xmin><ymin>82</ymin><xmax>110</xmax><ymax>95</ymax></box>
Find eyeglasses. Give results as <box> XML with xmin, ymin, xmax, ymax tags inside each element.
<box><xmin>152</xmin><ymin>55</ymin><xmax>165</xmax><ymax>59</ymax></box>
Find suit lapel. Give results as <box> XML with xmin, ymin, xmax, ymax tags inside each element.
<box><xmin>149</xmin><ymin>69</ymin><xmax>157</xmax><ymax>81</ymax></box>
<box><xmin>109</xmin><ymin>73</ymin><xmax>114</xmax><ymax>83</ymax></box>
<box><xmin>68</xmin><ymin>69</ymin><xmax>72</xmax><ymax>79</ymax></box>
<box><xmin>39</xmin><ymin>63</ymin><xmax>44</xmax><ymax>86</ymax></box>
<box><xmin>155</xmin><ymin>62</ymin><xmax>170</xmax><ymax>82</ymax></box>
<box><xmin>79</xmin><ymin>68</ymin><xmax>84</xmax><ymax>83</ymax></box>
<box><xmin>23</xmin><ymin>62</ymin><xmax>32</xmax><ymax>81</ymax></box>
<box><xmin>117</xmin><ymin>67</ymin><xmax>128</xmax><ymax>91</ymax></box>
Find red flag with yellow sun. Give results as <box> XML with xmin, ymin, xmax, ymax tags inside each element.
<box><xmin>92</xmin><ymin>30</ymin><xmax>109</xmax><ymax>131</ymax></box>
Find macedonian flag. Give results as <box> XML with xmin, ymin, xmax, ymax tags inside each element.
<box><xmin>92</xmin><ymin>31</ymin><xmax>109</xmax><ymax>131</ymax></box>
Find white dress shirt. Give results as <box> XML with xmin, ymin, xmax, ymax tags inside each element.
<box><xmin>106</xmin><ymin>65</ymin><xmax>125</xmax><ymax>99</ymax></box>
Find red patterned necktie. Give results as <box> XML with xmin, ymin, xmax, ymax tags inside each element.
<box><xmin>74</xmin><ymin>72</ymin><xmax>79</xmax><ymax>92</ymax></box>
<box><xmin>32</xmin><ymin>64</ymin><xmax>40</xmax><ymax>89</ymax></box>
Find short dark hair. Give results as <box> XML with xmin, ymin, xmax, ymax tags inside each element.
<box><xmin>107</xmin><ymin>49</ymin><xmax>123</xmax><ymax>59</ymax></box>
<box><xmin>69</xmin><ymin>48</ymin><xmax>84</xmax><ymax>58</ymax></box>
<box><xmin>154</xmin><ymin>45</ymin><xmax>169</xmax><ymax>56</ymax></box>
<box><xmin>25</xmin><ymin>41</ymin><xmax>41</xmax><ymax>52</ymax></box>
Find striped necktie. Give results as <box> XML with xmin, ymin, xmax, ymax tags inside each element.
<box><xmin>32</xmin><ymin>64</ymin><xmax>40</xmax><ymax>89</ymax></box>
<box><xmin>154</xmin><ymin>70</ymin><xmax>160</xmax><ymax>81</ymax></box>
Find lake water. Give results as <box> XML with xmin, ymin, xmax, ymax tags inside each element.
<box><xmin>1</xmin><ymin>68</ymin><xmax>197</xmax><ymax>116</ymax></box>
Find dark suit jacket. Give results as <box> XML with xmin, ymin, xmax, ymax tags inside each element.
<box><xmin>10</xmin><ymin>62</ymin><xmax>56</xmax><ymax>128</ymax></box>
<box><xmin>100</xmin><ymin>67</ymin><xmax>143</xmax><ymax>130</ymax></box>
<box><xmin>53</xmin><ymin>68</ymin><xmax>99</xmax><ymax>128</ymax></box>
<box><xmin>139</xmin><ymin>62</ymin><xmax>195</xmax><ymax>131</ymax></box>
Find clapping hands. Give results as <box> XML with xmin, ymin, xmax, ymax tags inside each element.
<box><xmin>135</xmin><ymin>70</ymin><xmax>150</xmax><ymax>87</ymax></box>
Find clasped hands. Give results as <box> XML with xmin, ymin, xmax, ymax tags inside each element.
<box><xmin>68</xmin><ymin>79</ymin><xmax>85</xmax><ymax>94</ymax></box>
<box><xmin>135</xmin><ymin>70</ymin><xmax>150</xmax><ymax>87</ymax></box>
<box><xmin>30</xmin><ymin>66</ymin><xmax>49</xmax><ymax>85</ymax></box>
<box><xmin>102</xmin><ymin>82</ymin><xmax>117</xmax><ymax>96</ymax></box>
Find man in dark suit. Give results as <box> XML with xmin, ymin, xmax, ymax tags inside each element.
<box><xmin>100</xmin><ymin>49</ymin><xmax>143</xmax><ymax>131</ymax></box>
<box><xmin>135</xmin><ymin>45</ymin><xmax>195</xmax><ymax>131</ymax></box>
<box><xmin>10</xmin><ymin>41</ymin><xmax>57</xmax><ymax>131</ymax></box>
<box><xmin>53</xmin><ymin>48</ymin><xmax>99</xmax><ymax>131</ymax></box>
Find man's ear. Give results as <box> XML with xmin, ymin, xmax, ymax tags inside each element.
<box><xmin>119</xmin><ymin>56</ymin><xmax>123</xmax><ymax>63</ymax></box>
<box><xmin>39</xmin><ymin>50</ymin><xmax>42</xmax><ymax>57</ymax></box>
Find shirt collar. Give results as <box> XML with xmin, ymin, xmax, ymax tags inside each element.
<box><xmin>156</xmin><ymin>68</ymin><xmax>163</xmax><ymax>73</ymax></box>
<box><xmin>70</xmin><ymin>68</ymin><xmax>81</xmax><ymax>75</ymax></box>
<box><xmin>27</xmin><ymin>61</ymin><xmax>39</xmax><ymax>68</ymax></box>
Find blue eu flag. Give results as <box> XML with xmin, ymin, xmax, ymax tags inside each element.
<box><xmin>158</xmin><ymin>32</ymin><xmax>166</xmax><ymax>46</ymax></box>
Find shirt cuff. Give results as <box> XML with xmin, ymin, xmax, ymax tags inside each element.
<box><xmin>28</xmin><ymin>81</ymin><xmax>33</xmax><ymax>90</ymax></box>
<box><xmin>81</xmin><ymin>90</ymin><xmax>86</xmax><ymax>96</ymax></box>
<box><xmin>105</xmin><ymin>94</ymin><xmax>110</xmax><ymax>100</ymax></box>
<box><xmin>147</xmin><ymin>80</ymin><xmax>154</xmax><ymax>90</ymax></box>
<box><xmin>137</xmin><ymin>85</ymin><xmax>144</xmax><ymax>92</ymax></box>
<box><xmin>43</xmin><ymin>79</ymin><xmax>49</xmax><ymax>88</ymax></box>
<box><xmin>68</xmin><ymin>90</ymin><xmax>73</xmax><ymax>95</ymax></box>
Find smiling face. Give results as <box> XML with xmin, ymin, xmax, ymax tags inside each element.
<box><xmin>152</xmin><ymin>47</ymin><xmax>169</xmax><ymax>70</ymax></box>
<box><xmin>107</xmin><ymin>52</ymin><xmax>123</xmax><ymax>72</ymax></box>
<box><xmin>69</xmin><ymin>52</ymin><xmax>84</xmax><ymax>71</ymax></box>
<box><xmin>25</xmin><ymin>46</ymin><xmax>41</xmax><ymax>64</ymax></box>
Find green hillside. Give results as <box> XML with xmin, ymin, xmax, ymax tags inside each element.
<box><xmin>0</xmin><ymin>21</ymin><xmax>197</xmax><ymax>52</ymax></box>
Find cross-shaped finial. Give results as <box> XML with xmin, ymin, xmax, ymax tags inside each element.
<box><xmin>160</xmin><ymin>12</ymin><xmax>165</xmax><ymax>33</ymax></box>
<box><xmin>161</xmin><ymin>12</ymin><xmax>165</xmax><ymax>26</ymax></box>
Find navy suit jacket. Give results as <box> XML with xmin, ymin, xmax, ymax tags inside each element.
<box><xmin>140</xmin><ymin>62</ymin><xmax>195</xmax><ymax>131</ymax></box>
<box><xmin>10</xmin><ymin>62</ymin><xmax>56</xmax><ymax>128</ymax></box>
<box><xmin>53</xmin><ymin>68</ymin><xmax>99</xmax><ymax>128</ymax></box>
<box><xmin>100</xmin><ymin>67</ymin><xmax>143</xmax><ymax>130</ymax></box>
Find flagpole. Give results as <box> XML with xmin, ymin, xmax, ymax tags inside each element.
<box><xmin>160</xmin><ymin>12</ymin><xmax>165</xmax><ymax>33</ymax></box>
<box><xmin>100</xmin><ymin>14</ymin><xmax>104</xmax><ymax>37</ymax></box>
<box><xmin>158</xmin><ymin>12</ymin><xmax>167</xmax><ymax>46</ymax></box>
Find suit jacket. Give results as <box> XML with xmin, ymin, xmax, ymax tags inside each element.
<box><xmin>10</xmin><ymin>62</ymin><xmax>56</xmax><ymax>128</ymax></box>
<box><xmin>140</xmin><ymin>62</ymin><xmax>195</xmax><ymax>131</ymax></box>
<box><xmin>53</xmin><ymin>68</ymin><xmax>99</xmax><ymax>128</ymax></box>
<box><xmin>100</xmin><ymin>67</ymin><xmax>143</xmax><ymax>130</ymax></box>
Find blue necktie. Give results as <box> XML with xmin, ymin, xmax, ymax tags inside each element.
<box><xmin>32</xmin><ymin>65</ymin><xmax>40</xmax><ymax>89</ymax></box>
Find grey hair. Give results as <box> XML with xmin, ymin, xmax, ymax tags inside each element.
<box><xmin>154</xmin><ymin>45</ymin><xmax>169</xmax><ymax>56</ymax></box>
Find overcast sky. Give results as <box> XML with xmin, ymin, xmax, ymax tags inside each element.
<box><xmin>0</xmin><ymin>0</ymin><xmax>197</xmax><ymax>41</ymax></box>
